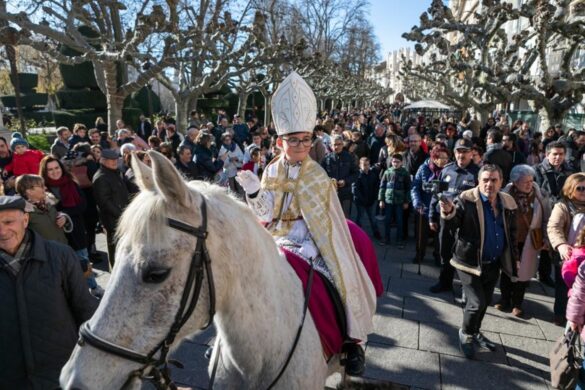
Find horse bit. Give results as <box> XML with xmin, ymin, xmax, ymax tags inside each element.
<box><xmin>75</xmin><ymin>196</ymin><xmax>314</xmax><ymax>389</ymax></box>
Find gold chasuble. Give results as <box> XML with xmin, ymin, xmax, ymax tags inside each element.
<box><xmin>261</xmin><ymin>155</ymin><xmax>376</xmax><ymax>341</ymax></box>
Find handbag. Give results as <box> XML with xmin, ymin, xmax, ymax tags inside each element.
<box><xmin>530</xmin><ymin>227</ymin><xmax>545</xmax><ymax>251</ymax></box>
<box><xmin>550</xmin><ymin>330</ymin><xmax>583</xmax><ymax>389</ymax></box>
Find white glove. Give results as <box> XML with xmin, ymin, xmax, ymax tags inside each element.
<box><xmin>298</xmin><ymin>241</ymin><xmax>318</xmax><ymax>261</ymax></box>
<box><xmin>236</xmin><ymin>170</ymin><xmax>261</xmax><ymax>194</ymax></box>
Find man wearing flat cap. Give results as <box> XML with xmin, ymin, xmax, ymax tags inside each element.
<box><xmin>93</xmin><ymin>149</ymin><xmax>130</xmax><ymax>269</ymax></box>
<box><xmin>0</xmin><ymin>195</ymin><xmax>98</xmax><ymax>389</ymax></box>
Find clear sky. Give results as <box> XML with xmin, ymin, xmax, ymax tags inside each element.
<box><xmin>368</xmin><ymin>0</ymin><xmax>433</xmax><ymax>60</ymax></box>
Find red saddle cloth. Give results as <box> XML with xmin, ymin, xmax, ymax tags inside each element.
<box><xmin>282</xmin><ymin>221</ymin><xmax>383</xmax><ymax>359</ymax></box>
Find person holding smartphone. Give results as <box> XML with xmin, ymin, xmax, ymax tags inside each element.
<box><xmin>440</xmin><ymin>164</ymin><xmax>519</xmax><ymax>359</ymax></box>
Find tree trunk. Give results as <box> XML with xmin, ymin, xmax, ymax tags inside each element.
<box><xmin>6</xmin><ymin>46</ymin><xmax>26</xmax><ymax>135</ymax></box>
<box><xmin>175</xmin><ymin>98</ymin><xmax>189</xmax><ymax>134</ymax></box>
<box><xmin>238</xmin><ymin>92</ymin><xmax>250</xmax><ymax>118</ymax></box>
<box><xmin>263</xmin><ymin>94</ymin><xmax>272</xmax><ymax>127</ymax></box>
<box><xmin>106</xmin><ymin>93</ymin><xmax>125</xmax><ymax>136</ymax></box>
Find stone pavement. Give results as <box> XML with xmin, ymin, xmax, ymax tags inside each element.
<box><xmin>93</xmin><ymin>219</ymin><xmax>562</xmax><ymax>389</ymax></box>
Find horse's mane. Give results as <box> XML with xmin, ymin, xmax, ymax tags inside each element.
<box><xmin>116</xmin><ymin>180</ymin><xmax>264</xmax><ymax>250</ymax></box>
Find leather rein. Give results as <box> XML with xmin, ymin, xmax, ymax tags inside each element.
<box><xmin>77</xmin><ymin>197</ymin><xmax>215</xmax><ymax>389</ymax></box>
<box><xmin>75</xmin><ymin>195</ymin><xmax>314</xmax><ymax>389</ymax></box>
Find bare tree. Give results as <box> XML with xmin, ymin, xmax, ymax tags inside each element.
<box><xmin>0</xmin><ymin>0</ymin><xmax>184</xmax><ymax>133</ymax></box>
<box><xmin>401</xmin><ymin>0</ymin><xmax>585</xmax><ymax>126</ymax></box>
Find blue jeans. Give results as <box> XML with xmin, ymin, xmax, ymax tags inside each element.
<box><xmin>76</xmin><ymin>248</ymin><xmax>98</xmax><ymax>290</ymax></box>
<box><xmin>355</xmin><ymin>204</ymin><xmax>380</xmax><ymax>235</ymax></box>
<box><xmin>384</xmin><ymin>203</ymin><xmax>403</xmax><ymax>242</ymax></box>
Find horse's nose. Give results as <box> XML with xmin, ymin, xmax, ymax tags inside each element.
<box><xmin>60</xmin><ymin>356</ymin><xmax>88</xmax><ymax>390</ymax></box>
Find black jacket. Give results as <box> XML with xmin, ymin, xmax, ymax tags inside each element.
<box><xmin>0</xmin><ymin>230</ymin><xmax>98</xmax><ymax>389</ymax></box>
<box><xmin>535</xmin><ymin>159</ymin><xmax>574</xmax><ymax>201</ymax></box>
<box><xmin>321</xmin><ymin>150</ymin><xmax>359</xmax><ymax>201</ymax></box>
<box><xmin>442</xmin><ymin>188</ymin><xmax>519</xmax><ymax>279</ymax></box>
<box><xmin>175</xmin><ymin>160</ymin><xmax>201</xmax><ymax>181</ymax></box>
<box><xmin>48</xmin><ymin>183</ymin><xmax>88</xmax><ymax>251</ymax></box>
<box><xmin>92</xmin><ymin>165</ymin><xmax>130</xmax><ymax>232</ymax></box>
<box><xmin>404</xmin><ymin>148</ymin><xmax>428</xmax><ymax>177</ymax></box>
<box><xmin>193</xmin><ymin>144</ymin><xmax>224</xmax><ymax>180</ymax></box>
<box><xmin>352</xmin><ymin>167</ymin><xmax>380</xmax><ymax>207</ymax></box>
<box><xmin>484</xmin><ymin>145</ymin><xmax>513</xmax><ymax>183</ymax></box>
<box><xmin>429</xmin><ymin>162</ymin><xmax>480</xmax><ymax>223</ymax></box>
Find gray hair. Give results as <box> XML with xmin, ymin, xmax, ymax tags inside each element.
<box><xmin>510</xmin><ymin>164</ymin><xmax>536</xmax><ymax>183</ymax></box>
<box><xmin>331</xmin><ymin>135</ymin><xmax>344</xmax><ymax>144</ymax></box>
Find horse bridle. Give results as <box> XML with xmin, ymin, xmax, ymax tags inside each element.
<box><xmin>75</xmin><ymin>194</ymin><xmax>314</xmax><ymax>389</ymax></box>
<box><xmin>77</xmin><ymin>196</ymin><xmax>215</xmax><ymax>389</ymax></box>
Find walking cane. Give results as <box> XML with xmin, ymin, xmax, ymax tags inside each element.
<box><xmin>416</xmin><ymin>208</ymin><xmax>424</xmax><ymax>275</ymax></box>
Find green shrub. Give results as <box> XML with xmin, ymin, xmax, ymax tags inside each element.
<box><xmin>131</xmin><ymin>86</ymin><xmax>161</xmax><ymax>115</ymax></box>
<box><xmin>59</xmin><ymin>62</ymin><xmax>99</xmax><ymax>90</ymax></box>
<box><xmin>27</xmin><ymin>133</ymin><xmax>51</xmax><ymax>152</ymax></box>
<box><xmin>56</xmin><ymin>89</ymin><xmax>106</xmax><ymax>110</ymax></box>
<box><xmin>1</xmin><ymin>93</ymin><xmax>48</xmax><ymax>108</ymax></box>
<box><xmin>10</xmin><ymin>73</ymin><xmax>38</xmax><ymax>93</ymax></box>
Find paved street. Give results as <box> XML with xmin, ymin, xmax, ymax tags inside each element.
<box><xmin>93</xmin><ymin>220</ymin><xmax>561</xmax><ymax>389</ymax></box>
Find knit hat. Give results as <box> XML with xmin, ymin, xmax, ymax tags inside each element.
<box><xmin>10</xmin><ymin>132</ymin><xmax>28</xmax><ymax>151</ymax></box>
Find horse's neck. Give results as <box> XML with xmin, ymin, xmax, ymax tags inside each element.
<box><xmin>215</xmin><ymin>245</ymin><xmax>303</xmax><ymax>377</ymax></box>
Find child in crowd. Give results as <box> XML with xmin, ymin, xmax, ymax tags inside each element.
<box><xmin>15</xmin><ymin>174</ymin><xmax>104</xmax><ymax>298</ymax></box>
<box><xmin>352</xmin><ymin>157</ymin><xmax>381</xmax><ymax>240</ymax></box>
<box><xmin>379</xmin><ymin>153</ymin><xmax>411</xmax><ymax>248</ymax></box>
<box><xmin>562</xmin><ymin>226</ymin><xmax>585</xmax><ymax>295</ymax></box>
<box><xmin>241</xmin><ymin>147</ymin><xmax>264</xmax><ymax>178</ymax></box>
<box><xmin>5</xmin><ymin>133</ymin><xmax>44</xmax><ymax>177</ymax></box>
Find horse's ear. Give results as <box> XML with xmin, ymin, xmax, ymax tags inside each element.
<box><xmin>131</xmin><ymin>152</ymin><xmax>155</xmax><ymax>192</ymax></box>
<box><xmin>148</xmin><ymin>150</ymin><xmax>190</xmax><ymax>206</ymax></box>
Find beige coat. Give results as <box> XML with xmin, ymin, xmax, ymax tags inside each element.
<box><xmin>547</xmin><ymin>200</ymin><xmax>585</xmax><ymax>250</ymax></box>
<box><xmin>504</xmin><ymin>183</ymin><xmax>550</xmax><ymax>281</ymax></box>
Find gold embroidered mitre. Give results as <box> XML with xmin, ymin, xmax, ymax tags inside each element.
<box><xmin>271</xmin><ymin>71</ymin><xmax>317</xmax><ymax>136</ymax></box>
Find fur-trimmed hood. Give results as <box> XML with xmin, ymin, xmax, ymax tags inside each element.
<box><xmin>458</xmin><ymin>187</ymin><xmax>518</xmax><ymax>210</ymax></box>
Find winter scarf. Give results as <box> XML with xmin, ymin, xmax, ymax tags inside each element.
<box><xmin>46</xmin><ymin>175</ymin><xmax>81</xmax><ymax>208</ymax></box>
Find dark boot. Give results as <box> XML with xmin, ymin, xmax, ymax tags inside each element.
<box><xmin>343</xmin><ymin>343</ymin><xmax>365</xmax><ymax>376</ymax></box>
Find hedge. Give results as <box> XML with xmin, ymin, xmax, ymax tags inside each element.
<box><xmin>1</xmin><ymin>93</ymin><xmax>48</xmax><ymax>108</ymax></box>
<box><xmin>56</xmin><ymin>89</ymin><xmax>107</xmax><ymax>110</ymax></box>
<box><xmin>10</xmin><ymin>73</ymin><xmax>38</xmax><ymax>93</ymax></box>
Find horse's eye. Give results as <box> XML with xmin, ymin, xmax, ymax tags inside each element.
<box><xmin>143</xmin><ymin>267</ymin><xmax>171</xmax><ymax>284</ymax></box>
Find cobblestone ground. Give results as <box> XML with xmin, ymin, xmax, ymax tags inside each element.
<box><xmin>94</xmin><ymin>213</ymin><xmax>561</xmax><ymax>389</ymax></box>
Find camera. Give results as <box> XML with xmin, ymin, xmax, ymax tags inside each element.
<box><xmin>422</xmin><ymin>180</ymin><xmax>449</xmax><ymax>196</ymax></box>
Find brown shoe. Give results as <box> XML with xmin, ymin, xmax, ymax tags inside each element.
<box><xmin>512</xmin><ymin>307</ymin><xmax>523</xmax><ymax>317</ymax></box>
<box><xmin>494</xmin><ymin>302</ymin><xmax>509</xmax><ymax>312</ymax></box>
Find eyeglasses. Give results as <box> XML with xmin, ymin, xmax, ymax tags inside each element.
<box><xmin>576</xmin><ymin>186</ymin><xmax>585</xmax><ymax>193</ymax></box>
<box><xmin>283</xmin><ymin>137</ymin><xmax>312</xmax><ymax>147</ymax></box>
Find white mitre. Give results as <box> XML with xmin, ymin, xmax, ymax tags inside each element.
<box><xmin>271</xmin><ymin>71</ymin><xmax>317</xmax><ymax>136</ymax></box>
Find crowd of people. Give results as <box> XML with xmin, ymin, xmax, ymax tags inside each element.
<box><xmin>3</xmin><ymin>98</ymin><xmax>585</xmax><ymax>387</ymax></box>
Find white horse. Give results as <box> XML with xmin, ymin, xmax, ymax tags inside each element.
<box><xmin>60</xmin><ymin>151</ymin><xmax>341</xmax><ymax>389</ymax></box>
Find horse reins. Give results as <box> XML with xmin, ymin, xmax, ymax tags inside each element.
<box><xmin>75</xmin><ymin>195</ymin><xmax>314</xmax><ymax>389</ymax></box>
<box><xmin>78</xmin><ymin>197</ymin><xmax>215</xmax><ymax>389</ymax></box>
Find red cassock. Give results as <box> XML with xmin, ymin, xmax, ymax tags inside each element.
<box><xmin>283</xmin><ymin>220</ymin><xmax>383</xmax><ymax>358</ymax></box>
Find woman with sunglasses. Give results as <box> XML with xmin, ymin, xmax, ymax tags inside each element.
<box><xmin>548</xmin><ymin>173</ymin><xmax>585</xmax><ymax>325</ymax></box>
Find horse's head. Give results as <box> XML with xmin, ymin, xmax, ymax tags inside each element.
<box><xmin>60</xmin><ymin>151</ymin><xmax>252</xmax><ymax>389</ymax></box>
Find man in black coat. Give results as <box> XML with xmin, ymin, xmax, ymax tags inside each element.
<box><xmin>484</xmin><ymin>129</ymin><xmax>513</xmax><ymax>183</ymax></box>
<box><xmin>404</xmin><ymin>133</ymin><xmax>428</xmax><ymax>177</ymax></box>
<box><xmin>352</xmin><ymin>157</ymin><xmax>381</xmax><ymax>239</ymax></box>
<box><xmin>322</xmin><ymin>135</ymin><xmax>359</xmax><ymax>217</ymax></box>
<box><xmin>367</xmin><ymin>124</ymin><xmax>386</xmax><ymax>166</ymax></box>
<box><xmin>137</xmin><ymin>114</ymin><xmax>153</xmax><ymax>140</ymax></box>
<box><xmin>175</xmin><ymin>145</ymin><xmax>201</xmax><ymax>180</ymax></box>
<box><xmin>93</xmin><ymin>149</ymin><xmax>130</xmax><ymax>269</ymax></box>
<box><xmin>0</xmin><ymin>195</ymin><xmax>98</xmax><ymax>389</ymax></box>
